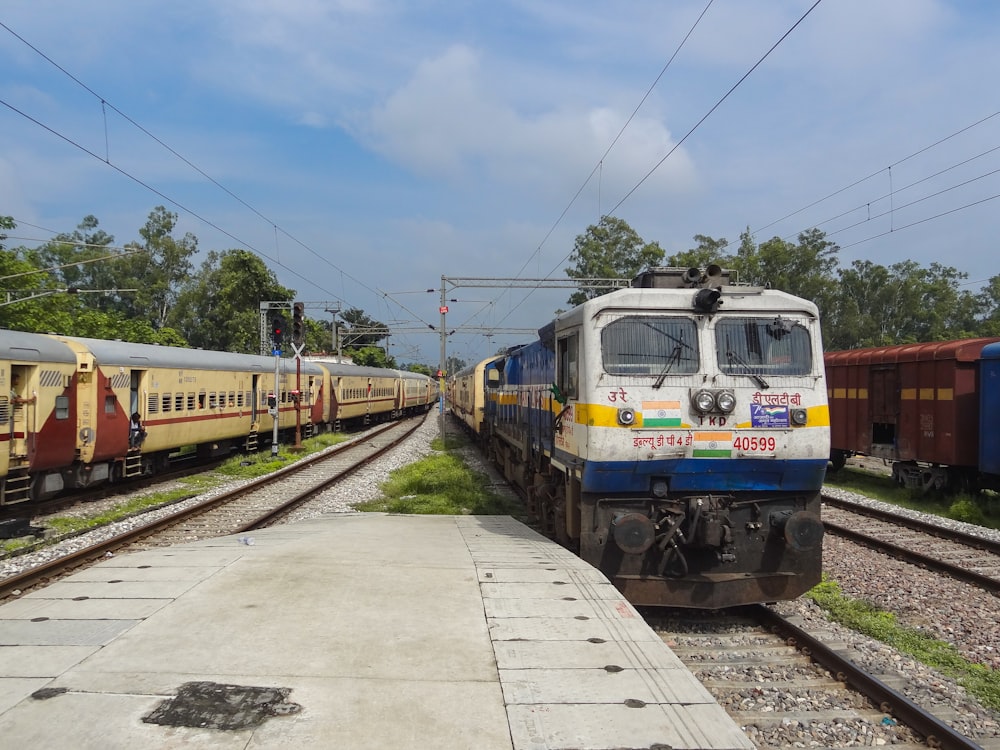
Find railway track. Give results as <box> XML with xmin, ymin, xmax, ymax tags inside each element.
<box><xmin>822</xmin><ymin>493</ymin><xmax>1000</xmax><ymax>594</ymax></box>
<box><xmin>648</xmin><ymin>605</ymin><xmax>984</xmax><ymax>749</ymax></box>
<box><xmin>0</xmin><ymin>454</ymin><xmax>227</xmax><ymax>530</ymax></box>
<box><xmin>0</xmin><ymin>415</ymin><xmax>426</xmax><ymax>600</ymax></box>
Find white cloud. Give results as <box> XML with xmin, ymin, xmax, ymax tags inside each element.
<box><xmin>360</xmin><ymin>44</ymin><xmax>698</xmax><ymax>205</ymax></box>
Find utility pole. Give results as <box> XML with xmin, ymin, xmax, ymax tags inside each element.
<box><xmin>325</xmin><ymin>303</ymin><xmax>342</xmax><ymax>361</ymax></box>
<box><xmin>438</xmin><ymin>276</ymin><xmax>447</xmax><ymax>414</ymax></box>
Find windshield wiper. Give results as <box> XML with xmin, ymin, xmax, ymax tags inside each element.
<box><xmin>727</xmin><ymin>350</ymin><xmax>769</xmax><ymax>389</ymax></box>
<box><xmin>653</xmin><ymin>345</ymin><xmax>683</xmax><ymax>389</ymax></box>
<box><xmin>640</xmin><ymin>322</ymin><xmax>694</xmax><ymax>390</ymax></box>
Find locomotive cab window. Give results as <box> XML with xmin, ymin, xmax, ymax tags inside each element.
<box><xmin>556</xmin><ymin>333</ymin><xmax>579</xmax><ymax>399</ymax></box>
<box><xmin>715</xmin><ymin>317</ymin><xmax>812</xmax><ymax>376</ymax></box>
<box><xmin>601</xmin><ymin>316</ymin><xmax>699</xmax><ymax>375</ymax></box>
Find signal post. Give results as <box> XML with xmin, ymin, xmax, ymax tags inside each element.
<box><xmin>291</xmin><ymin>302</ymin><xmax>305</xmax><ymax>450</ymax></box>
<box><xmin>260</xmin><ymin>301</ymin><xmax>307</xmax><ymax>454</ymax></box>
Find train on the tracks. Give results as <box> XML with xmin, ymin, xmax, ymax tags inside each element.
<box><xmin>825</xmin><ymin>337</ymin><xmax>1000</xmax><ymax>493</ymax></box>
<box><xmin>447</xmin><ymin>266</ymin><xmax>830</xmax><ymax>609</ymax></box>
<box><xmin>0</xmin><ymin>330</ymin><xmax>435</xmax><ymax>506</ymax></box>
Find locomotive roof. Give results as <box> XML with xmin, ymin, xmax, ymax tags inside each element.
<box><xmin>0</xmin><ymin>330</ymin><xmax>77</xmax><ymax>363</ymax></box>
<box><xmin>52</xmin><ymin>335</ymin><xmax>326</xmax><ymax>375</ymax></box>
<box><xmin>563</xmin><ymin>284</ymin><xmax>820</xmax><ymax>321</ymax></box>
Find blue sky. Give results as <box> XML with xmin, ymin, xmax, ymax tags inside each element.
<box><xmin>2</xmin><ymin>0</ymin><xmax>998</xmax><ymax>368</ymax></box>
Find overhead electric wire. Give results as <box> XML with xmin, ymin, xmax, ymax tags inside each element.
<box><xmin>484</xmin><ymin>0</ymin><xmax>824</xmax><ymax>338</ymax></box>
<box><xmin>0</xmin><ymin>95</ymin><xmax>328</xmax><ymax>298</ymax></box>
<box><xmin>466</xmin><ymin>0</ymin><xmax>717</xmax><ymax>340</ymax></box>
<box><xmin>746</xmin><ymin>109</ymin><xmax>1000</xmax><ymax>242</ymax></box>
<box><xmin>0</xmin><ymin>21</ymin><xmax>439</xmax><ymax>329</ymax></box>
<box><xmin>838</xmin><ymin>192</ymin><xmax>1000</xmax><ymax>251</ymax></box>
<box><xmin>504</xmin><ymin>0</ymin><xmax>716</xmax><ymax>286</ymax></box>
<box><xmin>768</xmin><ymin>148</ymin><xmax>1000</xmax><ymax>247</ymax></box>
<box><xmin>603</xmin><ymin>0</ymin><xmax>824</xmax><ymax>220</ymax></box>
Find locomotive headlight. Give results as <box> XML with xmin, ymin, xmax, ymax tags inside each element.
<box><xmin>617</xmin><ymin>407</ymin><xmax>636</xmax><ymax>426</ymax></box>
<box><xmin>716</xmin><ymin>390</ymin><xmax>736</xmax><ymax>413</ymax></box>
<box><xmin>693</xmin><ymin>389</ymin><xmax>716</xmax><ymax>413</ymax></box>
<box><xmin>791</xmin><ymin>408</ymin><xmax>808</xmax><ymax>426</ymax></box>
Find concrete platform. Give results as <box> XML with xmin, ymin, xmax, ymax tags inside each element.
<box><xmin>0</xmin><ymin>514</ymin><xmax>754</xmax><ymax>749</ymax></box>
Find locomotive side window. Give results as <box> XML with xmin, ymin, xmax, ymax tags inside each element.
<box><xmin>715</xmin><ymin>317</ymin><xmax>812</xmax><ymax>376</ymax></box>
<box><xmin>557</xmin><ymin>333</ymin><xmax>579</xmax><ymax>399</ymax></box>
<box><xmin>601</xmin><ymin>317</ymin><xmax>698</xmax><ymax>375</ymax></box>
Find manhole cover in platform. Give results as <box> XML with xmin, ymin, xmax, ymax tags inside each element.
<box><xmin>143</xmin><ymin>681</ymin><xmax>301</xmax><ymax>730</ymax></box>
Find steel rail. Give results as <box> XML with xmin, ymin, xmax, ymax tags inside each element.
<box><xmin>753</xmin><ymin>604</ymin><xmax>984</xmax><ymax>750</ymax></box>
<box><xmin>823</xmin><ymin>494</ymin><xmax>1000</xmax><ymax>556</ymax></box>
<box><xmin>0</xmin><ymin>417</ymin><xmax>421</xmax><ymax>600</ymax></box>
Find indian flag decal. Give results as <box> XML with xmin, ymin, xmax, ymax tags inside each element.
<box><xmin>641</xmin><ymin>400</ymin><xmax>682</xmax><ymax>427</ymax></box>
<box><xmin>692</xmin><ymin>431</ymin><xmax>732</xmax><ymax>458</ymax></box>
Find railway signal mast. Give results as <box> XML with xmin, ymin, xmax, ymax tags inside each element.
<box><xmin>291</xmin><ymin>302</ymin><xmax>305</xmax><ymax>449</ymax></box>
<box><xmin>260</xmin><ymin>301</ymin><xmax>292</xmax><ymax>456</ymax></box>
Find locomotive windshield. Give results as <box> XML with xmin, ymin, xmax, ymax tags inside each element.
<box><xmin>715</xmin><ymin>317</ymin><xmax>812</xmax><ymax>377</ymax></box>
<box><xmin>601</xmin><ymin>316</ymin><xmax>699</xmax><ymax>375</ymax></box>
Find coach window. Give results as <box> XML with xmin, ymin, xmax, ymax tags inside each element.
<box><xmin>105</xmin><ymin>395</ymin><xmax>116</xmax><ymax>414</ymax></box>
<box><xmin>198</xmin><ymin>392</ymin><xmax>206</xmax><ymax>409</ymax></box>
<box><xmin>187</xmin><ymin>393</ymin><xmax>196</xmax><ymax>411</ymax></box>
<box><xmin>556</xmin><ymin>333</ymin><xmax>578</xmax><ymax>400</ymax></box>
<box><xmin>175</xmin><ymin>394</ymin><xmax>184</xmax><ymax>411</ymax></box>
<box><xmin>162</xmin><ymin>393</ymin><xmax>172</xmax><ymax>413</ymax></box>
<box><xmin>602</xmin><ymin>316</ymin><xmax>699</xmax><ymax>376</ymax></box>
<box><xmin>55</xmin><ymin>395</ymin><xmax>69</xmax><ymax>419</ymax></box>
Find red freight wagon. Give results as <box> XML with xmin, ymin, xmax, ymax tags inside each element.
<box><xmin>826</xmin><ymin>337</ymin><xmax>1000</xmax><ymax>491</ymax></box>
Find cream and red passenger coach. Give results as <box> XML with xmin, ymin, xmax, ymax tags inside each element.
<box><xmin>2</xmin><ymin>331</ymin><xmax>79</xmax><ymax>503</ymax></box>
<box><xmin>2</xmin><ymin>331</ymin><xmax>434</xmax><ymax>506</ymax></box>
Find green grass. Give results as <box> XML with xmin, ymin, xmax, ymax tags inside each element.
<box><xmin>825</xmin><ymin>467</ymin><xmax>1000</xmax><ymax>531</ymax></box>
<box><xmin>355</xmin><ymin>435</ymin><xmax>524</xmax><ymax>517</ymax></box>
<box><xmin>808</xmin><ymin>577</ymin><xmax>1000</xmax><ymax>711</ymax></box>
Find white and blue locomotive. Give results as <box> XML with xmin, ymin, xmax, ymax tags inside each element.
<box><xmin>458</xmin><ymin>267</ymin><xmax>829</xmax><ymax>609</ymax></box>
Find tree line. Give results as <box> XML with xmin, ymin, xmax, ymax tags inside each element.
<box><xmin>566</xmin><ymin>215</ymin><xmax>1000</xmax><ymax>350</ymax></box>
<box><xmin>0</xmin><ymin>208</ymin><xmax>426</xmax><ymax>371</ymax></box>
<box><xmin>3</xmin><ymin>209</ymin><xmax>998</xmax><ymax>365</ymax></box>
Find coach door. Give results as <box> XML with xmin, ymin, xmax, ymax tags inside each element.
<box><xmin>130</xmin><ymin>371</ymin><xmax>143</xmax><ymax>417</ymax></box>
<box><xmin>8</xmin><ymin>365</ymin><xmax>31</xmax><ymax>461</ymax></box>
<box><xmin>251</xmin><ymin>374</ymin><xmax>261</xmax><ymax>425</ymax></box>
<box><xmin>869</xmin><ymin>365</ymin><xmax>898</xmax><ymax>458</ymax></box>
